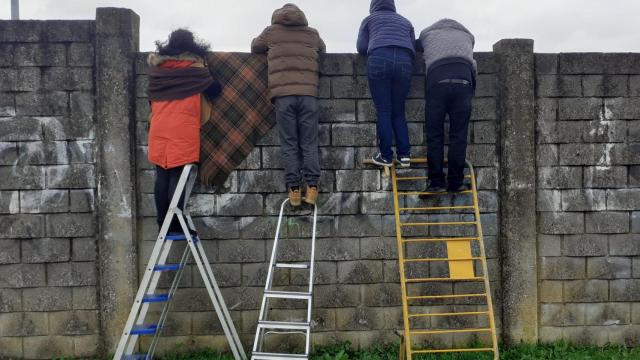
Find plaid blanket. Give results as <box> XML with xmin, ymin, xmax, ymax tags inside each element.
<box><xmin>200</xmin><ymin>52</ymin><xmax>275</xmax><ymax>187</ymax></box>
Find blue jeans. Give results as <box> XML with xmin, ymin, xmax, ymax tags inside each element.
<box><xmin>367</xmin><ymin>47</ymin><xmax>413</xmax><ymax>160</ymax></box>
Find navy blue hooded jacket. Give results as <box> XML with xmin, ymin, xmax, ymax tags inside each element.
<box><xmin>356</xmin><ymin>0</ymin><xmax>415</xmax><ymax>55</ymax></box>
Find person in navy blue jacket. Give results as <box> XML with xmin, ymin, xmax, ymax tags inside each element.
<box><xmin>357</xmin><ymin>0</ymin><xmax>416</xmax><ymax>168</ymax></box>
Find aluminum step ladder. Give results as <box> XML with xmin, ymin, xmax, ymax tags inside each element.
<box><xmin>364</xmin><ymin>158</ymin><xmax>499</xmax><ymax>360</ymax></box>
<box><xmin>113</xmin><ymin>164</ymin><xmax>247</xmax><ymax>360</ymax></box>
<box><xmin>251</xmin><ymin>199</ymin><xmax>318</xmax><ymax>360</ymax></box>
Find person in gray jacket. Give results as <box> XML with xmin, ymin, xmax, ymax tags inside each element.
<box><xmin>416</xmin><ymin>19</ymin><xmax>477</xmax><ymax>193</ymax></box>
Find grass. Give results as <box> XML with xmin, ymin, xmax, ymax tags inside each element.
<box><xmin>157</xmin><ymin>342</ymin><xmax>640</xmax><ymax>360</ymax></box>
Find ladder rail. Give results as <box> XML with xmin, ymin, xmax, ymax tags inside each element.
<box><xmin>467</xmin><ymin>161</ymin><xmax>499</xmax><ymax>359</ymax></box>
<box><xmin>305</xmin><ymin>204</ymin><xmax>317</xmax><ymax>356</ymax></box>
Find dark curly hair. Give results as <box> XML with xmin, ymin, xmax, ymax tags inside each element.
<box><xmin>155</xmin><ymin>28</ymin><xmax>211</xmax><ymax>58</ymax></box>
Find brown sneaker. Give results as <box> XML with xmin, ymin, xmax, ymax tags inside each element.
<box><xmin>304</xmin><ymin>185</ymin><xmax>319</xmax><ymax>205</ymax></box>
<box><xmin>288</xmin><ymin>187</ymin><xmax>302</xmax><ymax>206</ymax></box>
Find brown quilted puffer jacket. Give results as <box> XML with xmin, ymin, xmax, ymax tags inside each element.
<box><xmin>251</xmin><ymin>3</ymin><xmax>326</xmax><ymax>101</ymax></box>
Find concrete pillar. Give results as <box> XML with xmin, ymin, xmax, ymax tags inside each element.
<box><xmin>95</xmin><ymin>7</ymin><xmax>140</xmax><ymax>353</ymax></box>
<box><xmin>493</xmin><ymin>39</ymin><xmax>538</xmax><ymax>343</ymax></box>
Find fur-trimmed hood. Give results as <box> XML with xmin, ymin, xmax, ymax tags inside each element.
<box><xmin>147</xmin><ymin>52</ymin><xmax>205</xmax><ymax>67</ymax></box>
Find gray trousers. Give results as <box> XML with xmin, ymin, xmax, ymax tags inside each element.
<box><xmin>274</xmin><ymin>95</ymin><xmax>321</xmax><ymax>189</ymax></box>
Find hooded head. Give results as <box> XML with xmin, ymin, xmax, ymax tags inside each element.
<box><xmin>370</xmin><ymin>0</ymin><xmax>396</xmax><ymax>13</ymax></box>
<box><xmin>272</xmin><ymin>3</ymin><xmax>308</xmax><ymax>26</ymax></box>
<box><xmin>429</xmin><ymin>18</ymin><xmax>471</xmax><ymax>34</ymax></box>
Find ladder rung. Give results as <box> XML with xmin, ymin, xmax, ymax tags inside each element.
<box><xmin>411</xmin><ymin>327</ymin><xmax>492</xmax><ymax>335</ymax></box>
<box><xmin>412</xmin><ymin>348</ymin><xmax>494</xmax><ymax>354</ymax></box>
<box><xmin>142</xmin><ymin>294</ymin><xmax>170</xmax><ymax>303</ymax></box>
<box><xmin>153</xmin><ymin>264</ymin><xmax>183</xmax><ymax>272</ymax></box>
<box><xmin>264</xmin><ymin>290</ymin><xmax>312</xmax><ymax>300</ymax></box>
<box><xmin>165</xmin><ymin>233</ymin><xmax>199</xmax><ymax>242</ymax></box>
<box><xmin>129</xmin><ymin>324</ymin><xmax>158</xmax><ymax>335</ymax></box>
<box><xmin>399</xmin><ymin>206</ymin><xmax>475</xmax><ymax>211</ymax></box>
<box><xmin>400</xmin><ymin>221</ymin><xmax>476</xmax><ymax>227</ymax></box>
<box><xmin>275</xmin><ymin>262</ymin><xmax>310</xmax><ymax>269</ymax></box>
<box><xmin>408</xmin><ymin>311</ymin><xmax>489</xmax><ymax>318</ymax></box>
<box><xmin>398</xmin><ymin>190</ymin><xmax>473</xmax><ymax>196</ymax></box>
<box><xmin>251</xmin><ymin>352</ymin><xmax>308</xmax><ymax>360</ymax></box>
<box><xmin>407</xmin><ymin>293</ymin><xmax>487</xmax><ymax>300</ymax></box>
<box><xmin>405</xmin><ymin>277</ymin><xmax>485</xmax><ymax>283</ymax></box>
<box><xmin>258</xmin><ymin>320</ymin><xmax>310</xmax><ymax>331</ymax></box>
<box><xmin>123</xmin><ymin>354</ymin><xmax>148</xmax><ymax>360</ymax></box>
<box><xmin>402</xmin><ymin>237</ymin><xmax>478</xmax><ymax>243</ymax></box>
<box><xmin>403</xmin><ymin>257</ymin><xmax>481</xmax><ymax>263</ymax></box>
<box><xmin>395</xmin><ymin>175</ymin><xmax>472</xmax><ymax>181</ymax></box>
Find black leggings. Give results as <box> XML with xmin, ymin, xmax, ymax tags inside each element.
<box><xmin>154</xmin><ymin>165</ymin><xmax>186</xmax><ymax>233</ymax></box>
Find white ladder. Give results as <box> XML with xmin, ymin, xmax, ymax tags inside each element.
<box><xmin>251</xmin><ymin>199</ymin><xmax>318</xmax><ymax>360</ymax></box>
<box><xmin>113</xmin><ymin>164</ymin><xmax>247</xmax><ymax>360</ymax></box>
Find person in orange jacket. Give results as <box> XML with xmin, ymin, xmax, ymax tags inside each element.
<box><xmin>147</xmin><ymin>29</ymin><xmax>221</xmax><ymax>235</ymax></box>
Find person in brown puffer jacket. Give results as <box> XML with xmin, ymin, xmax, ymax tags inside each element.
<box><xmin>252</xmin><ymin>3</ymin><xmax>325</xmax><ymax>207</ymax></box>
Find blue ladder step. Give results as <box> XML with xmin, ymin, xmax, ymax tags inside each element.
<box><xmin>153</xmin><ymin>264</ymin><xmax>183</xmax><ymax>272</ymax></box>
<box><xmin>166</xmin><ymin>233</ymin><xmax>199</xmax><ymax>242</ymax></box>
<box><xmin>123</xmin><ymin>354</ymin><xmax>148</xmax><ymax>360</ymax></box>
<box><xmin>130</xmin><ymin>324</ymin><xmax>158</xmax><ymax>335</ymax></box>
<box><xmin>142</xmin><ymin>293</ymin><xmax>170</xmax><ymax>303</ymax></box>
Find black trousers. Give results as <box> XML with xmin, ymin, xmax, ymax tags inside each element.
<box><xmin>425</xmin><ymin>82</ymin><xmax>474</xmax><ymax>189</ymax></box>
<box><xmin>154</xmin><ymin>165</ymin><xmax>185</xmax><ymax>233</ymax></box>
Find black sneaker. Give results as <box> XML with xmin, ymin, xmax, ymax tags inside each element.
<box><xmin>419</xmin><ymin>183</ymin><xmax>447</xmax><ymax>199</ymax></box>
<box><xmin>398</xmin><ymin>155</ymin><xmax>411</xmax><ymax>168</ymax></box>
<box><xmin>449</xmin><ymin>184</ymin><xmax>470</xmax><ymax>193</ymax></box>
<box><xmin>371</xmin><ymin>153</ymin><xmax>392</xmax><ymax>167</ymax></box>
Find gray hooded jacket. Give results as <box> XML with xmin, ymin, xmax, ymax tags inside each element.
<box><xmin>418</xmin><ymin>19</ymin><xmax>477</xmax><ymax>77</ymax></box>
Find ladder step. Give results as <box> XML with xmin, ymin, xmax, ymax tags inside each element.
<box><xmin>400</xmin><ymin>221</ymin><xmax>477</xmax><ymax>227</ymax></box>
<box><xmin>395</xmin><ymin>175</ymin><xmax>471</xmax><ymax>181</ymax></box>
<box><xmin>129</xmin><ymin>324</ymin><xmax>158</xmax><ymax>335</ymax></box>
<box><xmin>275</xmin><ymin>262</ymin><xmax>310</xmax><ymax>269</ymax></box>
<box><xmin>142</xmin><ymin>293</ymin><xmax>170</xmax><ymax>303</ymax></box>
<box><xmin>408</xmin><ymin>311</ymin><xmax>489</xmax><ymax>318</ymax></box>
<box><xmin>123</xmin><ymin>354</ymin><xmax>148</xmax><ymax>360</ymax></box>
<box><xmin>405</xmin><ymin>277</ymin><xmax>485</xmax><ymax>283</ymax></box>
<box><xmin>153</xmin><ymin>264</ymin><xmax>183</xmax><ymax>272</ymax></box>
<box><xmin>263</xmin><ymin>290</ymin><xmax>312</xmax><ymax>300</ymax></box>
<box><xmin>402</xmin><ymin>237</ymin><xmax>478</xmax><ymax>243</ymax></box>
<box><xmin>258</xmin><ymin>320</ymin><xmax>310</xmax><ymax>330</ymax></box>
<box><xmin>403</xmin><ymin>257</ymin><xmax>481</xmax><ymax>263</ymax></box>
<box><xmin>165</xmin><ymin>233</ymin><xmax>199</xmax><ymax>242</ymax></box>
<box><xmin>412</xmin><ymin>348</ymin><xmax>494</xmax><ymax>354</ymax></box>
<box><xmin>251</xmin><ymin>352</ymin><xmax>308</xmax><ymax>360</ymax></box>
<box><xmin>398</xmin><ymin>190</ymin><xmax>473</xmax><ymax>196</ymax></box>
<box><xmin>407</xmin><ymin>293</ymin><xmax>487</xmax><ymax>300</ymax></box>
<box><xmin>411</xmin><ymin>327</ymin><xmax>492</xmax><ymax>335</ymax></box>
<box><xmin>399</xmin><ymin>205</ymin><xmax>475</xmax><ymax>211</ymax></box>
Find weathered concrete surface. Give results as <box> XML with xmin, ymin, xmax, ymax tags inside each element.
<box><xmin>494</xmin><ymin>39</ymin><xmax>538</xmax><ymax>343</ymax></box>
<box><xmin>95</xmin><ymin>7</ymin><xmax>140</xmax><ymax>353</ymax></box>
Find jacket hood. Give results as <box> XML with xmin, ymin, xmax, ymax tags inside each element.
<box><xmin>272</xmin><ymin>3</ymin><xmax>308</xmax><ymax>26</ymax></box>
<box><xmin>147</xmin><ymin>52</ymin><xmax>204</xmax><ymax>67</ymax></box>
<box><xmin>370</xmin><ymin>0</ymin><xmax>396</xmax><ymax>13</ymax></box>
<box><xmin>424</xmin><ymin>18</ymin><xmax>472</xmax><ymax>35</ymax></box>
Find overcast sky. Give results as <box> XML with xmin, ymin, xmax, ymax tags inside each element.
<box><xmin>2</xmin><ymin>0</ymin><xmax>639</xmax><ymax>53</ymax></box>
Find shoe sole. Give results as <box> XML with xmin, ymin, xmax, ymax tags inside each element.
<box><xmin>303</xmin><ymin>198</ymin><xmax>316</xmax><ymax>205</ymax></box>
<box><xmin>371</xmin><ymin>158</ymin><xmax>392</xmax><ymax>167</ymax></box>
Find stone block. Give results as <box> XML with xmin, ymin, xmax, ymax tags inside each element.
<box><xmin>44</xmin><ymin>20</ymin><xmax>94</xmax><ymax>42</ymax></box>
<box><xmin>563</xmin><ymin>234</ymin><xmax>607</xmax><ymax>256</ymax></box>
<box><xmin>23</xmin><ymin>335</ymin><xmax>75</xmax><ymax>359</ymax></box>
<box><xmin>0</xmin><ymin>263</ymin><xmax>45</xmax><ymax>288</ymax></box>
<box><xmin>317</xmin><ymin>192</ymin><xmax>359</xmax><ymax>215</ymax></box>
<box><xmin>561</xmin><ymin>189</ymin><xmax>606</xmax><ymax>211</ymax></box>
<box><xmin>538</xmin><ymin>212</ymin><xmax>584</xmax><ymax>234</ymax></box>
<box><xmin>46</xmin><ymin>164</ymin><xmax>95</xmax><ymax>189</ymax></box>
<box><xmin>537</xmin><ymin>190</ymin><xmax>561</xmax><ymax>212</ymax></box>
<box><xmin>0</xmin><ymin>239</ymin><xmax>19</xmax><ymax>264</ymax></box>
<box><xmin>359</xmin><ymin>237</ymin><xmax>396</xmax><ymax>260</ymax></box>
<box><xmin>0</xmin><ymin>312</ymin><xmax>48</xmax><ymax>337</ymax></box>
<box><xmin>0</xmin><ymin>142</ymin><xmax>17</xmax><ymax>166</ymax></box>
<box><xmin>474</xmin><ymin>52</ymin><xmax>496</xmax><ymax>74</ymax></box>
<box><xmin>0</xmin><ymin>21</ymin><xmax>42</xmax><ymax>42</ymax></box>
<box><xmin>476</xmin><ymin>74</ymin><xmax>497</xmax><ymax>97</ymax></box>
<box><xmin>313</xmin><ymin>285</ymin><xmax>361</xmax><ymax>308</ymax></box>
<box><xmin>68</xmin><ymin>43</ymin><xmax>94</xmax><ymax>67</ymax></box>
<box><xmin>585</xmin><ymin>211</ymin><xmax>629</xmax><ymax>234</ymax></box>
<box><xmin>216</xmin><ymin>194</ymin><xmax>262</xmax><ymax>216</ymax></box>
<box><xmin>193</xmin><ymin>217</ymin><xmax>240</xmax><ymax>239</ymax></box>
<box><xmin>17</xmin><ymin>141</ymin><xmax>68</xmax><ymax>165</ymax></box>
<box><xmin>605</xmin><ymin>98</ymin><xmax>640</xmax><ymax>119</ymax></box>
<box><xmin>319</xmin><ymin>76</ymin><xmax>330</xmax><ymax>98</ymax></box>
<box><xmin>46</xmin><ymin>213</ymin><xmax>96</xmax><ymax>237</ymax></box>
<box><xmin>603</xmin><ymin>53</ymin><xmax>640</xmax><ymax>74</ymax></box>
<box><xmin>587</xmin><ymin>257</ymin><xmax>631</xmax><ymax>279</ymax></box>
<box><xmin>43</xmin><ymin>67</ymin><xmax>93</xmax><ymax>91</ymax></box>
<box><xmin>0</xmin><ymin>43</ymin><xmax>14</xmax><ymax>66</ymax></box>
<box><xmin>47</xmin><ymin>262</ymin><xmax>97</xmax><ymax>286</ymax></box>
<box><xmin>536</xmin><ymin>144</ymin><xmax>558</xmax><ymax>166</ymax></box>
<box><xmin>536</xmin><ymin>75</ymin><xmax>581</xmax><ymax>97</ymax></box>
<box><xmin>584</xmin><ymin>166</ymin><xmax>627</xmax><ymax>188</ymax></box>
<box><xmin>559</xmin><ymin>144</ymin><xmax>610</xmax><ymax>166</ymax></box>
<box><xmin>335</xmin><ymin>307</ymin><xmax>385</xmax><ymax>331</ymax></box>
<box><xmin>332</xmin><ymin>123</ymin><xmax>376</xmax><ymax>146</ymax></box>
<box><xmin>559</xmin><ymin>53</ymin><xmax>604</xmax><ymax>74</ymax></box>
<box><xmin>318</xmin><ymin>99</ymin><xmax>356</xmax><ymax>123</ymax></box>
<box><xmin>331</xmin><ymin>76</ymin><xmax>370</xmax><ymax>98</ymax></box>
<box><xmin>473</xmin><ymin>121</ymin><xmax>496</xmax><ymax>144</ymax></box>
<box><xmin>0</xmin><ymin>214</ymin><xmax>44</xmax><ymax>238</ymax></box>
<box><xmin>538</xmin><ymin>234</ymin><xmax>561</xmax><ymax>257</ymax></box>
<box><xmin>611</xmin><ymin>279</ymin><xmax>640</xmax><ymax>301</ymax></box>
<box><xmin>237</xmin><ymin>171</ymin><xmax>285</xmax><ymax>193</ymax></box>
<box><xmin>20</xmin><ymin>190</ymin><xmax>69</xmax><ymax>213</ymax></box>
<box><xmin>22</xmin><ymin>238</ymin><xmax>70</xmax><ymax>263</ymax></box>
<box><xmin>476</xmin><ymin>167</ymin><xmax>498</xmax><ymax>190</ymax></box>
<box><xmin>0</xmin><ymin>116</ymin><xmax>42</xmax><ymax>141</ymax></box>
<box><xmin>583</xmin><ymin>75</ymin><xmax>629</xmax><ymax>97</ymax></box>
<box><xmin>611</xmin><ymin>143</ymin><xmax>640</xmax><ymax>165</ymax></box>
<box><xmin>609</xmin><ymin>234</ymin><xmax>640</xmax><ymax>256</ymax></box>
<box><xmin>564</xmin><ymin>280</ymin><xmax>608</xmax><ymax>302</ymax></box>
<box><xmin>69</xmin><ymin>189</ymin><xmax>95</xmax><ymax>212</ymax></box>
<box><xmin>539</xmin><ymin>280</ymin><xmax>563</xmax><ymax>302</ymax></box>
<box><xmin>335</xmin><ymin>170</ymin><xmax>380</xmax><ymax>191</ymax></box>
<box><xmin>48</xmin><ymin>310</ymin><xmax>99</xmax><ymax>335</ymax></box>
<box><xmin>586</xmin><ymin>303</ymin><xmax>631</xmax><ymax>326</ymax></box>
<box><xmin>16</xmin><ymin>92</ymin><xmax>68</xmax><ymax>116</ymax></box>
<box><xmin>558</xmin><ymin>98</ymin><xmax>602</xmax><ymax>120</ymax></box>
<box><xmin>535</xmin><ymin>53</ymin><xmax>558</xmax><ymax>74</ymax></box>
<box><xmin>0</xmin><ymin>190</ymin><xmax>19</xmax><ymax>214</ymax></box>
<box><xmin>320</xmin><ymin>147</ymin><xmax>354</xmax><ymax>169</ymax></box>
<box><xmin>607</xmin><ymin>189</ymin><xmax>640</xmax><ymax>210</ymax></box>
<box><xmin>0</xmin><ymin>288</ymin><xmax>22</xmax><ymax>312</ymax></box>
<box><xmin>466</xmin><ymin>144</ymin><xmax>497</xmax><ymax>166</ymax></box>
<box><xmin>631</xmin><ymin>76</ymin><xmax>640</xmax><ymax>96</ymax></box>
<box><xmin>72</xmin><ymin>237</ymin><xmax>97</xmax><ymax>261</ymax></box>
<box><xmin>320</xmin><ymin>54</ymin><xmax>354</xmax><ymax>75</ymax></box>
<box><xmin>337</xmin><ymin>260</ymin><xmax>383</xmax><ymax>284</ymax></box>
<box><xmin>14</xmin><ymin>43</ymin><xmax>66</xmax><ymax>67</ymax></box>
<box><xmin>0</xmin><ymin>93</ymin><xmax>15</xmax><ymax>117</ymax></box>
<box><xmin>315</xmin><ymin>238</ymin><xmax>358</xmax><ymax>261</ymax></box>
<box><xmin>72</xmin><ymin>287</ymin><xmax>98</xmax><ymax>310</ymax></box>
<box><xmin>41</xmin><ymin>116</ymin><xmax>94</xmax><ymax>141</ymax></box>
<box><xmin>218</xmin><ymin>239</ymin><xmax>265</xmax><ymax>263</ymax></box>
<box><xmin>540</xmin><ymin>257</ymin><xmax>585</xmax><ymax>280</ymax></box>
<box><xmin>360</xmin><ymin>192</ymin><xmax>393</xmax><ymax>214</ymax></box>
<box><xmin>335</xmin><ymin>215</ymin><xmax>382</xmax><ymax>237</ymax></box>
<box><xmin>634</xmin><ymin>212</ymin><xmax>640</xmax><ymax>233</ymax></box>
<box><xmin>471</xmin><ymin>97</ymin><xmax>497</xmax><ymax>120</ymax></box>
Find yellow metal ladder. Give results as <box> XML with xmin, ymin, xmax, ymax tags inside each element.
<box><xmin>367</xmin><ymin>158</ymin><xmax>498</xmax><ymax>360</ymax></box>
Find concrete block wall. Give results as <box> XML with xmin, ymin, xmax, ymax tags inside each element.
<box><xmin>133</xmin><ymin>52</ymin><xmax>501</xmax><ymax>352</ymax></box>
<box><xmin>0</xmin><ymin>21</ymin><xmax>100</xmax><ymax>358</ymax></box>
<box><xmin>535</xmin><ymin>53</ymin><xmax>640</xmax><ymax>346</ymax></box>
